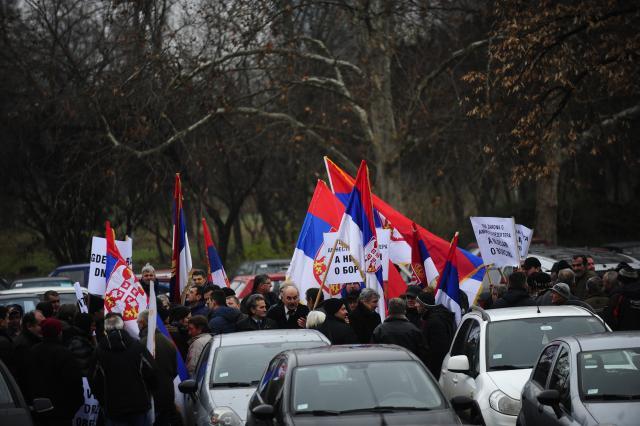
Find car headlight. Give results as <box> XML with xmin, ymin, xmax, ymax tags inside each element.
<box><xmin>209</xmin><ymin>406</ymin><xmax>243</xmax><ymax>426</ymax></box>
<box><xmin>489</xmin><ymin>390</ymin><xmax>521</xmax><ymax>416</ymax></box>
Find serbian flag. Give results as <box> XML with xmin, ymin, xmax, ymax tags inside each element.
<box><xmin>410</xmin><ymin>223</ymin><xmax>439</xmax><ymax>287</ymax></box>
<box><xmin>202</xmin><ymin>218</ymin><xmax>230</xmax><ymax>288</ymax></box>
<box><xmin>331</xmin><ymin>161</ymin><xmax>386</xmax><ymax>319</ymax></box>
<box><xmin>171</xmin><ymin>174</ymin><xmax>193</xmax><ymax>303</ymax></box>
<box><xmin>104</xmin><ymin>221</ymin><xmax>148</xmax><ymax>338</ymax></box>
<box><xmin>435</xmin><ymin>233</ymin><xmax>463</xmax><ymax>325</ymax></box>
<box><xmin>287</xmin><ymin>180</ymin><xmax>344</xmax><ymax>299</ymax></box>
<box><xmin>324</xmin><ymin>157</ymin><xmax>485</xmax><ymax>304</ymax></box>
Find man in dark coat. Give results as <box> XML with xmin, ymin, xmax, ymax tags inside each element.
<box><xmin>186</xmin><ymin>285</ymin><xmax>210</xmax><ymax>317</ymax></box>
<box><xmin>236</xmin><ymin>294</ymin><xmax>277</xmax><ymax>331</ymax></box>
<box><xmin>489</xmin><ymin>272</ymin><xmax>536</xmax><ymax>309</ymax></box>
<box><xmin>138</xmin><ymin>310</ymin><xmax>181</xmax><ymax>426</ymax></box>
<box><xmin>66</xmin><ymin>312</ymin><xmax>95</xmax><ymax>377</ymax></box>
<box><xmin>349</xmin><ymin>288</ymin><xmax>382</xmax><ymax>343</ymax></box>
<box><xmin>89</xmin><ymin>313</ymin><xmax>157</xmax><ymax>425</ymax></box>
<box><xmin>604</xmin><ymin>268</ymin><xmax>640</xmax><ymax>331</ymax></box>
<box><xmin>319</xmin><ymin>298</ymin><xmax>358</xmax><ymax>345</ymax></box>
<box><xmin>572</xmin><ymin>254</ymin><xmax>597</xmax><ymax>300</ymax></box>
<box><xmin>12</xmin><ymin>310</ymin><xmax>44</xmax><ymax>391</ymax></box>
<box><xmin>240</xmin><ymin>274</ymin><xmax>279</xmax><ymax>314</ymax></box>
<box><xmin>0</xmin><ymin>306</ymin><xmax>14</xmax><ymax>370</ymax></box>
<box><xmin>372</xmin><ymin>298</ymin><xmax>428</xmax><ymax>364</ymax></box>
<box><xmin>267</xmin><ymin>285</ymin><xmax>309</xmax><ymax>329</ymax></box>
<box><xmin>26</xmin><ymin>318</ymin><xmax>84</xmax><ymax>426</ymax></box>
<box><xmin>207</xmin><ymin>290</ymin><xmax>243</xmax><ymax>334</ymax></box>
<box><xmin>416</xmin><ymin>293</ymin><xmax>455</xmax><ymax>379</ymax></box>
<box><xmin>403</xmin><ymin>285</ymin><xmax>423</xmax><ymax>327</ymax></box>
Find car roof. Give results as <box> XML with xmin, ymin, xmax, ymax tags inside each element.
<box><xmin>12</xmin><ymin>277</ymin><xmax>73</xmax><ymax>284</ymax></box>
<box><xmin>287</xmin><ymin>344</ymin><xmax>416</xmax><ymax>366</ymax></box>
<box><xmin>468</xmin><ymin>305</ymin><xmax>596</xmax><ymax>322</ymax></box>
<box><xmin>213</xmin><ymin>329</ymin><xmax>329</xmax><ymax>347</ymax></box>
<box><xmin>558</xmin><ymin>332</ymin><xmax>640</xmax><ymax>352</ymax></box>
<box><xmin>52</xmin><ymin>264</ymin><xmax>89</xmax><ymax>270</ymax></box>
<box><xmin>0</xmin><ymin>286</ymin><xmax>81</xmax><ymax>296</ymax></box>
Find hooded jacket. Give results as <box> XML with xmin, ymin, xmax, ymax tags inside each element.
<box><xmin>208</xmin><ymin>306</ymin><xmax>243</xmax><ymax>334</ymax></box>
<box><xmin>89</xmin><ymin>330</ymin><xmax>156</xmax><ymax>418</ymax></box>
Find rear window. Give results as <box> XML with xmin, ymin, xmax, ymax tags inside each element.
<box><xmin>12</xmin><ymin>279</ymin><xmax>73</xmax><ymax>289</ymax></box>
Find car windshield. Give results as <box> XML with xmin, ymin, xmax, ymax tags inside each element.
<box><xmin>486</xmin><ymin>316</ymin><xmax>606</xmax><ymax>370</ymax></box>
<box><xmin>210</xmin><ymin>341</ymin><xmax>326</xmax><ymax>387</ymax></box>
<box><xmin>292</xmin><ymin>361</ymin><xmax>445</xmax><ymax>414</ymax></box>
<box><xmin>579</xmin><ymin>347</ymin><xmax>640</xmax><ymax>401</ymax></box>
<box><xmin>255</xmin><ymin>263</ymin><xmax>289</xmax><ymax>274</ymax></box>
<box><xmin>11</xmin><ymin>279</ymin><xmax>73</xmax><ymax>289</ymax></box>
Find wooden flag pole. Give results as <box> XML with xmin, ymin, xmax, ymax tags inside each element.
<box><xmin>314</xmin><ymin>237</ymin><xmax>341</xmax><ymax>309</ymax></box>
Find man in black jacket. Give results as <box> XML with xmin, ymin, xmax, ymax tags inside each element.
<box><xmin>489</xmin><ymin>272</ymin><xmax>536</xmax><ymax>309</ymax></box>
<box><xmin>372</xmin><ymin>298</ymin><xmax>428</xmax><ymax>364</ymax></box>
<box><xmin>318</xmin><ymin>298</ymin><xmax>358</xmax><ymax>345</ymax></box>
<box><xmin>416</xmin><ymin>293</ymin><xmax>455</xmax><ymax>379</ymax></box>
<box><xmin>349</xmin><ymin>288</ymin><xmax>381</xmax><ymax>343</ymax></box>
<box><xmin>267</xmin><ymin>285</ymin><xmax>309</xmax><ymax>329</ymax></box>
<box><xmin>12</xmin><ymin>310</ymin><xmax>44</xmax><ymax>391</ymax></box>
<box><xmin>89</xmin><ymin>313</ymin><xmax>157</xmax><ymax>425</ymax></box>
<box><xmin>604</xmin><ymin>268</ymin><xmax>640</xmax><ymax>331</ymax></box>
<box><xmin>26</xmin><ymin>318</ymin><xmax>84</xmax><ymax>426</ymax></box>
<box><xmin>236</xmin><ymin>294</ymin><xmax>277</xmax><ymax>331</ymax></box>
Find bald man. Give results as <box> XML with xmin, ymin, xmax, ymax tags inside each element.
<box><xmin>266</xmin><ymin>285</ymin><xmax>309</xmax><ymax>329</ymax></box>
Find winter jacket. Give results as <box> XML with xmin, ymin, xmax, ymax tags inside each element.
<box><xmin>348</xmin><ymin>302</ymin><xmax>381</xmax><ymax>344</ymax></box>
<box><xmin>27</xmin><ymin>337</ymin><xmax>84</xmax><ymax>423</ymax></box>
<box><xmin>89</xmin><ymin>330</ymin><xmax>157</xmax><ymax>418</ymax></box>
<box><xmin>67</xmin><ymin>332</ymin><xmax>95</xmax><ymax>377</ymax></box>
<box><xmin>267</xmin><ymin>303</ymin><xmax>310</xmax><ymax>329</ymax></box>
<box><xmin>319</xmin><ymin>315</ymin><xmax>358</xmax><ymax>345</ymax></box>
<box><xmin>208</xmin><ymin>307</ymin><xmax>243</xmax><ymax>334</ymax></box>
<box><xmin>490</xmin><ymin>288</ymin><xmax>536</xmax><ymax>309</ymax></box>
<box><xmin>584</xmin><ymin>295</ymin><xmax>609</xmax><ymax>314</ymax></box>
<box><xmin>0</xmin><ymin>328</ymin><xmax>14</xmax><ymax>373</ymax></box>
<box><xmin>190</xmin><ymin>301</ymin><xmax>210</xmax><ymax>318</ymax></box>
<box><xmin>406</xmin><ymin>308</ymin><xmax>422</xmax><ymax>328</ymax></box>
<box><xmin>236</xmin><ymin>316</ymin><xmax>277</xmax><ymax>332</ymax></box>
<box><xmin>140</xmin><ymin>328</ymin><xmax>177</xmax><ymax>412</ymax></box>
<box><xmin>11</xmin><ymin>330</ymin><xmax>41</xmax><ymax>392</ymax></box>
<box><xmin>573</xmin><ymin>270</ymin><xmax>597</xmax><ymax>300</ymax></box>
<box><xmin>420</xmin><ymin>305</ymin><xmax>456</xmax><ymax>379</ymax></box>
<box><xmin>372</xmin><ymin>316</ymin><xmax>428</xmax><ymax>364</ymax></box>
<box><xmin>167</xmin><ymin>323</ymin><xmax>189</xmax><ymax>360</ymax></box>
<box><xmin>604</xmin><ymin>282</ymin><xmax>640</xmax><ymax>331</ymax></box>
<box><xmin>186</xmin><ymin>333</ymin><xmax>212</xmax><ymax>377</ymax></box>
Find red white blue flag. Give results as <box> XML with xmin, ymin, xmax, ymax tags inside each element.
<box><xmin>410</xmin><ymin>222</ymin><xmax>440</xmax><ymax>288</ymax></box>
<box><xmin>171</xmin><ymin>174</ymin><xmax>192</xmax><ymax>303</ymax></box>
<box><xmin>202</xmin><ymin>218</ymin><xmax>230</xmax><ymax>288</ymax></box>
<box><xmin>435</xmin><ymin>233</ymin><xmax>463</xmax><ymax>325</ymax></box>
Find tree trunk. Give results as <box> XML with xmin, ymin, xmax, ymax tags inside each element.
<box><xmin>535</xmin><ymin>148</ymin><xmax>560</xmax><ymax>245</ymax></box>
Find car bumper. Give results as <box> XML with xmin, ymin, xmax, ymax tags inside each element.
<box><xmin>481</xmin><ymin>406</ymin><xmax>517</xmax><ymax>426</ymax></box>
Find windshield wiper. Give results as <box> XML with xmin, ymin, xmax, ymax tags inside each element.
<box><xmin>585</xmin><ymin>394</ymin><xmax>640</xmax><ymax>400</ymax></box>
<box><xmin>301</xmin><ymin>410</ymin><xmax>340</xmax><ymax>416</ymax></box>
<box><xmin>490</xmin><ymin>364</ymin><xmax>532</xmax><ymax>370</ymax></box>
<box><xmin>337</xmin><ymin>406</ymin><xmax>432</xmax><ymax>414</ymax></box>
<box><xmin>211</xmin><ymin>381</ymin><xmax>256</xmax><ymax>388</ymax></box>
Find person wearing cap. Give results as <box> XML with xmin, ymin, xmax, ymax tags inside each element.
<box><xmin>372</xmin><ymin>298</ymin><xmax>428</xmax><ymax>363</ymax></box>
<box><xmin>348</xmin><ymin>288</ymin><xmax>381</xmax><ymax>344</ymax></box>
<box><xmin>403</xmin><ymin>285</ymin><xmax>422</xmax><ymax>327</ymax></box>
<box><xmin>26</xmin><ymin>317</ymin><xmax>84</xmax><ymax>426</ymax></box>
<box><xmin>604</xmin><ymin>267</ymin><xmax>640</xmax><ymax>331</ymax></box>
<box><xmin>489</xmin><ymin>272</ymin><xmax>536</xmax><ymax>309</ymax></box>
<box><xmin>549</xmin><ymin>282</ymin><xmax>594</xmax><ymax>312</ymax></box>
<box><xmin>415</xmin><ymin>292</ymin><xmax>455</xmax><ymax>379</ymax></box>
<box><xmin>318</xmin><ymin>298</ymin><xmax>358</xmax><ymax>345</ymax></box>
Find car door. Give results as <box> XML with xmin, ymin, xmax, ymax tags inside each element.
<box><xmin>441</xmin><ymin>319</ymin><xmax>473</xmax><ymax>397</ymax></box>
<box><xmin>537</xmin><ymin>346</ymin><xmax>577</xmax><ymax>426</ymax></box>
<box><xmin>442</xmin><ymin>319</ymin><xmax>481</xmax><ymax>399</ymax></box>
<box><xmin>520</xmin><ymin>344</ymin><xmax>559</xmax><ymax>425</ymax></box>
<box><xmin>248</xmin><ymin>355</ymin><xmax>288</xmax><ymax>425</ymax></box>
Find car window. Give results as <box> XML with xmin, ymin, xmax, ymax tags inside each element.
<box><xmin>0</xmin><ymin>370</ymin><xmax>15</xmax><ymax>408</ymax></box>
<box><xmin>54</xmin><ymin>270</ymin><xmax>85</xmax><ymax>286</ymax></box>
<box><xmin>486</xmin><ymin>316</ymin><xmax>605</xmax><ymax>370</ymax></box>
<box><xmin>464</xmin><ymin>320</ymin><xmax>481</xmax><ymax>376</ymax></box>
<box><xmin>11</xmin><ymin>279</ymin><xmax>73</xmax><ymax>288</ymax></box>
<box><xmin>450</xmin><ymin>319</ymin><xmax>474</xmax><ymax>356</ymax></box>
<box><xmin>532</xmin><ymin>345</ymin><xmax>559</xmax><ymax>387</ymax></box>
<box><xmin>0</xmin><ymin>296</ymin><xmax>40</xmax><ymax>312</ymax></box>
<box><xmin>260</xmin><ymin>356</ymin><xmax>288</xmax><ymax>404</ymax></box>
<box><xmin>292</xmin><ymin>361</ymin><xmax>445</xmax><ymax>414</ymax></box>
<box><xmin>579</xmin><ymin>347</ymin><xmax>640</xmax><ymax>400</ymax></box>
<box><xmin>549</xmin><ymin>347</ymin><xmax>571</xmax><ymax>412</ymax></box>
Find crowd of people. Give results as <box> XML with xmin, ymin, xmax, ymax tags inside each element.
<box><xmin>0</xmin><ymin>255</ymin><xmax>639</xmax><ymax>426</ymax></box>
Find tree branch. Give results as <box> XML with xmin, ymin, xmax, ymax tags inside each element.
<box><xmin>579</xmin><ymin>104</ymin><xmax>640</xmax><ymax>144</ymax></box>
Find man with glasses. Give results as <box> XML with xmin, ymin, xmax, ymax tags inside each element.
<box><xmin>572</xmin><ymin>254</ymin><xmax>596</xmax><ymax>300</ymax></box>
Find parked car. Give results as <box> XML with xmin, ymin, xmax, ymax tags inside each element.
<box><xmin>10</xmin><ymin>277</ymin><xmax>74</xmax><ymax>289</ymax></box>
<box><xmin>0</xmin><ymin>286</ymin><xmax>87</xmax><ymax>313</ymax></box>
<box><xmin>49</xmin><ymin>263</ymin><xmax>90</xmax><ymax>287</ymax></box>
<box><xmin>518</xmin><ymin>332</ymin><xmax>640</xmax><ymax>426</ymax></box>
<box><xmin>526</xmin><ymin>245</ymin><xmax>640</xmax><ymax>274</ymax></box>
<box><xmin>439</xmin><ymin>305</ymin><xmax>609</xmax><ymax>426</ymax></box>
<box><xmin>602</xmin><ymin>241</ymin><xmax>640</xmax><ymax>259</ymax></box>
<box><xmin>232</xmin><ymin>273</ymin><xmax>287</xmax><ymax>300</ymax></box>
<box><xmin>0</xmin><ymin>359</ymin><xmax>53</xmax><ymax>426</ymax></box>
<box><xmin>246</xmin><ymin>344</ymin><xmax>473</xmax><ymax>425</ymax></box>
<box><xmin>233</xmin><ymin>259</ymin><xmax>290</xmax><ymax>278</ymax></box>
<box><xmin>178</xmin><ymin>329</ymin><xmax>330</xmax><ymax>426</ymax></box>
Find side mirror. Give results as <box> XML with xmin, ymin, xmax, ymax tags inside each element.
<box><xmin>31</xmin><ymin>398</ymin><xmax>54</xmax><ymax>414</ymax></box>
<box><xmin>450</xmin><ymin>395</ymin><xmax>474</xmax><ymax>411</ymax></box>
<box><xmin>178</xmin><ymin>379</ymin><xmax>198</xmax><ymax>394</ymax></box>
<box><xmin>252</xmin><ymin>404</ymin><xmax>275</xmax><ymax>419</ymax></box>
<box><xmin>537</xmin><ymin>389</ymin><xmax>561</xmax><ymax>418</ymax></box>
<box><xmin>447</xmin><ymin>355</ymin><xmax>470</xmax><ymax>374</ymax></box>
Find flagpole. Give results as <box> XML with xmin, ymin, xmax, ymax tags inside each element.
<box><xmin>472</xmin><ymin>263</ymin><xmax>494</xmax><ymax>306</ymax></box>
<box><xmin>314</xmin><ymin>237</ymin><xmax>341</xmax><ymax>308</ymax></box>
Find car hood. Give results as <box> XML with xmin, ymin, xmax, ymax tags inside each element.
<box><xmin>210</xmin><ymin>386</ymin><xmax>256</xmax><ymax>422</ymax></box>
<box><xmin>486</xmin><ymin>369</ymin><xmax>532</xmax><ymax>399</ymax></box>
<box><xmin>585</xmin><ymin>401</ymin><xmax>640</xmax><ymax>425</ymax></box>
<box><xmin>292</xmin><ymin>409</ymin><xmax>460</xmax><ymax>425</ymax></box>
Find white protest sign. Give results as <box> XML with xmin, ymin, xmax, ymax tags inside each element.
<box><xmin>73</xmin><ymin>377</ymin><xmax>99</xmax><ymax>426</ymax></box>
<box><xmin>73</xmin><ymin>282</ymin><xmax>88</xmax><ymax>314</ymax></box>
<box><xmin>322</xmin><ymin>232</ymin><xmax>362</xmax><ymax>284</ymax></box>
<box><xmin>470</xmin><ymin>217</ymin><xmax>520</xmax><ymax>267</ymax></box>
<box><xmin>376</xmin><ymin>228</ymin><xmax>391</xmax><ymax>281</ymax></box>
<box><xmin>88</xmin><ymin>236</ymin><xmax>133</xmax><ymax>296</ymax></box>
<box><xmin>516</xmin><ymin>224</ymin><xmax>534</xmax><ymax>260</ymax></box>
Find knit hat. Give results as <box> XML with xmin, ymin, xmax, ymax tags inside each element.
<box><xmin>551</xmin><ymin>282</ymin><xmax>571</xmax><ymax>300</ymax></box>
<box><xmin>404</xmin><ymin>285</ymin><xmax>422</xmax><ymax>298</ymax></box>
<box><xmin>41</xmin><ymin>318</ymin><xmax>63</xmax><ymax>339</ymax></box>
<box><xmin>322</xmin><ymin>298</ymin><xmax>345</xmax><ymax>316</ymax></box>
<box><xmin>416</xmin><ymin>292</ymin><xmax>436</xmax><ymax>306</ymax></box>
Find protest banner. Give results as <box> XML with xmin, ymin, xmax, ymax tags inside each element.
<box><xmin>322</xmin><ymin>232</ymin><xmax>363</xmax><ymax>284</ymax></box>
<box><xmin>72</xmin><ymin>377</ymin><xmax>99</xmax><ymax>426</ymax></box>
<box><xmin>73</xmin><ymin>282</ymin><xmax>88</xmax><ymax>313</ymax></box>
<box><xmin>88</xmin><ymin>236</ymin><xmax>132</xmax><ymax>296</ymax></box>
<box><xmin>516</xmin><ymin>224</ymin><xmax>534</xmax><ymax>259</ymax></box>
<box><xmin>377</xmin><ymin>228</ymin><xmax>391</xmax><ymax>281</ymax></box>
<box><xmin>470</xmin><ymin>216</ymin><xmax>520</xmax><ymax>267</ymax></box>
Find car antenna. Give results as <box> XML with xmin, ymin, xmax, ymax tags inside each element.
<box><xmin>536</xmin><ymin>296</ymin><xmax>541</xmax><ymax>314</ymax></box>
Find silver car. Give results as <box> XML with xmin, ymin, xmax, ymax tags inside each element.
<box><xmin>179</xmin><ymin>329</ymin><xmax>330</xmax><ymax>426</ymax></box>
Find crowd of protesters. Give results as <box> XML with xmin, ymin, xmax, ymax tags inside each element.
<box><xmin>0</xmin><ymin>255</ymin><xmax>639</xmax><ymax>425</ymax></box>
